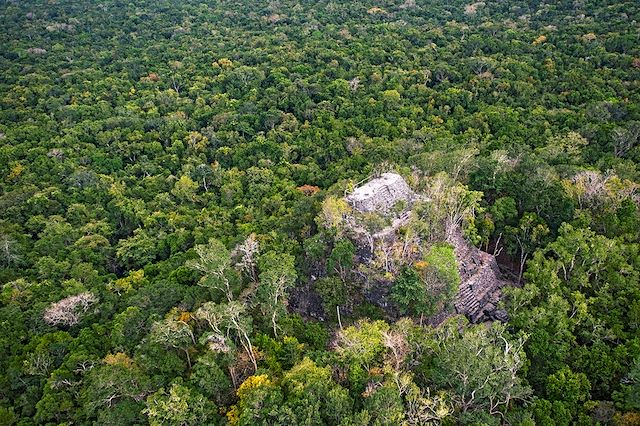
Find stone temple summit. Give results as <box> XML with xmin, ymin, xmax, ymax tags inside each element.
<box><xmin>346</xmin><ymin>172</ymin><xmax>415</xmax><ymax>214</ymax></box>
<box><xmin>343</xmin><ymin>172</ymin><xmax>509</xmax><ymax>324</ymax></box>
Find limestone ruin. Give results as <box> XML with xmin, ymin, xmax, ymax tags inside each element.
<box><xmin>448</xmin><ymin>229</ymin><xmax>509</xmax><ymax>323</ymax></box>
<box><xmin>346</xmin><ymin>173</ymin><xmax>415</xmax><ymax>214</ymax></box>
<box><xmin>344</xmin><ymin>172</ymin><xmax>510</xmax><ymax>323</ymax></box>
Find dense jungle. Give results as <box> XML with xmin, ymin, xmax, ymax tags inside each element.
<box><xmin>0</xmin><ymin>0</ymin><xmax>639</xmax><ymax>424</ymax></box>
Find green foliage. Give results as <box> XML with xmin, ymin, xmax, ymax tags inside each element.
<box><xmin>279</xmin><ymin>314</ymin><xmax>329</xmax><ymax>351</ymax></box>
<box><xmin>424</xmin><ymin>319</ymin><xmax>531</xmax><ymax>420</ymax></box>
<box><xmin>255</xmin><ymin>250</ymin><xmax>297</xmax><ymax>337</ymax></box>
<box><xmin>145</xmin><ymin>382</ymin><xmax>217</xmax><ymax>426</ymax></box>
<box><xmin>116</xmin><ymin>230</ymin><xmax>158</xmax><ymax>270</ymax></box>
<box><xmin>80</xmin><ymin>354</ymin><xmax>152</xmax><ymax>422</ymax></box>
<box><xmin>391</xmin><ymin>266</ymin><xmax>429</xmax><ymax>316</ymax></box>
<box><xmin>490</xmin><ymin>196</ymin><xmax>518</xmax><ymax>230</ymax></box>
<box><xmin>545</xmin><ymin>367</ymin><xmax>591</xmax><ymax>415</ymax></box>
<box><xmin>0</xmin><ymin>407</ymin><xmax>16</xmax><ymax>426</ymax></box>
<box><xmin>531</xmin><ymin>398</ymin><xmax>572</xmax><ymax>426</ymax></box>
<box><xmin>187</xmin><ymin>238</ymin><xmax>238</xmax><ymax>302</ymax></box>
<box><xmin>392</xmin><ymin>243</ymin><xmax>460</xmax><ymax>316</ymax></box>
<box><xmin>256</xmin><ymin>334</ymin><xmax>305</xmax><ymax>373</ymax></box>
<box><xmin>422</xmin><ymin>243</ymin><xmax>460</xmax><ymax>304</ymax></box>
<box><xmin>327</xmin><ymin>239</ymin><xmax>355</xmax><ymax>280</ymax></box>
<box><xmin>232</xmin><ymin>358</ymin><xmax>353</xmax><ymax>426</ymax></box>
<box><xmin>505</xmin><ymin>212</ymin><xmax>551</xmax><ymax>283</ymax></box>
<box><xmin>315</xmin><ymin>276</ymin><xmax>348</xmax><ymax>317</ymax></box>
<box><xmin>507</xmin><ymin>223</ymin><xmax>640</xmax><ymax>400</ymax></box>
<box><xmin>335</xmin><ymin>320</ymin><xmax>389</xmax><ymax>370</ymax></box>
<box><xmin>0</xmin><ymin>0</ymin><xmax>639</xmax><ymax>423</ymax></box>
<box><xmin>361</xmin><ymin>383</ymin><xmax>406</xmax><ymax>426</ymax></box>
<box><xmin>303</xmin><ymin>233</ymin><xmax>329</xmax><ymax>265</ymax></box>
<box><xmin>111</xmin><ymin>306</ymin><xmax>148</xmax><ymax>352</ymax></box>
<box><xmin>614</xmin><ymin>357</ymin><xmax>640</xmax><ymax>411</ymax></box>
<box><xmin>188</xmin><ymin>352</ymin><xmax>232</xmax><ymax>404</ymax></box>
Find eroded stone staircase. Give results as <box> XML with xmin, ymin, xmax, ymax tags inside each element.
<box><xmin>449</xmin><ymin>229</ymin><xmax>509</xmax><ymax>323</ymax></box>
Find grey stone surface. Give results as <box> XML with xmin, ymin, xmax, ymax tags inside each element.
<box><xmin>342</xmin><ymin>172</ymin><xmax>510</xmax><ymax>324</ymax></box>
<box><xmin>448</xmin><ymin>229</ymin><xmax>510</xmax><ymax>323</ymax></box>
<box><xmin>346</xmin><ymin>173</ymin><xmax>414</xmax><ymax>214</ymax></box>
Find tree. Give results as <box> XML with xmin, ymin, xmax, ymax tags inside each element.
<box><xmin>43</xmin><ymin>292</ymin><xmax>98</xmax><ymax>327</ymax></box>
<box><xmin>505</xmin><ymin>218</ymin><xmax>640</xmax><ymax>405</ymax></box>
<box><xmin>144</xmin><ymin>382</ymin><xmax>217</xmax><ymax>426</ymax></box>
<box><xmin>392</xmin><ymin>267</ymin><xmax>430</xmax><ymax>316</ymax></box>
<box><xmin>192</xmin><ymin>163</ymin><xmax>216</xmax><ymax>192</ymax></box>
<box><xmin>80</xmin><ymin>353</ymin><xmax>152</xmax><ymax>422</ymax></box>
<box><xmin>361</xmin><ymin>382</ymin><xmax>406</xmax><ymax>425</ymax></box>
<box><xmin>381</xmin><ymin>89</ymin><xmax>401</xmax><ymax>105</ymax></box>
<box><xmin>230</xmin><ymin>359</ymin><xmax>352</xmax><ymax>426</ymax></box>
<box><xmin>0</xmin><ymin>233</ymin><xmax>20</xmax><ymax>267</ymax></box>
<box><xmin>614</xmin><ymin>357</ymin><xmax>640</xmax><ymax>411</ymax></box>
<box><xmin>315</xmin><ymin>276</ymin><xmax>348</xmax><ymax>318</ymax></box>
<box><xmin>317</xmin><ymin>197</ymin><xmax>351</xmax><ymax>237</ymax></box>
<box><xmin>187</xmin><ymin>238</ymin><xmax>236</xmax><ymax>302</ymax></box>
<box><xmin>505</xmin><ymin>213</ymin><xmax>550</xmax><ymax>284</ymax></box>
<box><xmin>335</xmin><ymin>320</ymin><xmax>389</xmax><ymax>373</ymax></box>
<box><xmin>195</xmin><ymin>301</ymin><xmax>258</xmax><ymax>372</ymax></box>
<box><xmin>111</xmin><ymin>306</ymin><xmax>149</xmax><ymax>352</ymax></box>
<box><xmin>489</xmin><ymin>196</ymin><xmax>518</xmax><ymax>231</ymax></box>
<box><xmin>255</xmin><ymin>251</ymin><xmax>297</xmax><ymax>337</ymax></box>
<box><xmin>392</xmin><ymin>244</ymin><xmax>459</xmax><ymax>318</ymax></box>
<box><xmin>420</xmin><ymin>243</ymin><xmax>460</xmax><ymax>311</ymax></box>
<box><xmin>189</xmin><ymin>352</ymin><xmax>232</xmax><ymax>404</ymax></box>
<box><xmin>278</xmin><ymin>358</ymin><xmax>353</xmax><ymax>425</ymax></box>
<box><xmin>404</xmin><ymin>385</ymin><xmax>453</xmax><ymax>426</ymax></box>
<box><xmin>232</xmin><ymin>233</ymin><xmax>260</xmax><ymax>283</ymax></box>
<box><xmin>425</xmin><ymin>318</ymin><xmax>531</xmax><ymax>419</ymax></box>
<box><xmin>612</xmin><ymin>122</ymin><xmax>640</xmax><ymax>158</ymax></box>
<box><xmin>419</xmin><ymin>173</ymin><xmax>483</xmax><ymax>241</ymax></box>
<box><xmin>545</xmin><ymin>367</ymin><xmax>591</xmax><ymax>417</ymax></box>
<box><xmin>228</xmin><ymin>374</ymin><xmax>282</xmax><ymax>426</ymax></box>
<box><xmin>359</xmin><ymin>212</ymin><xmax>388</xmax><ymax>255</ymax></box>
<box><xmin>327</xmin><ymin>239</ymin><xmax>355</xmax><ymax>281</ymax></box>
<box><xmin>115</xmin><ymin>229</ymin><xmax>157</xmax><ymax>270</ymax></box>
<box><xmin>149</xmin><ymin>313</ymin><xmax>196</xmax><ymax>368</ymax></box>
<box><xmin>536</xmin><ymin>132</ymin><xmax>588</xmax><ymax>165</ymax></box>
<box><xmin>171</xmin><ymin>175</ymin><xmax>198</xmax><ymax>202</ymax></box>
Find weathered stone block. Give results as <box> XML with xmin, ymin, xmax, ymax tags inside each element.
<box><xmin>346</xmin><ymin>173</ymin><xmax>414</xmax><ymax>214</ymax></box>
